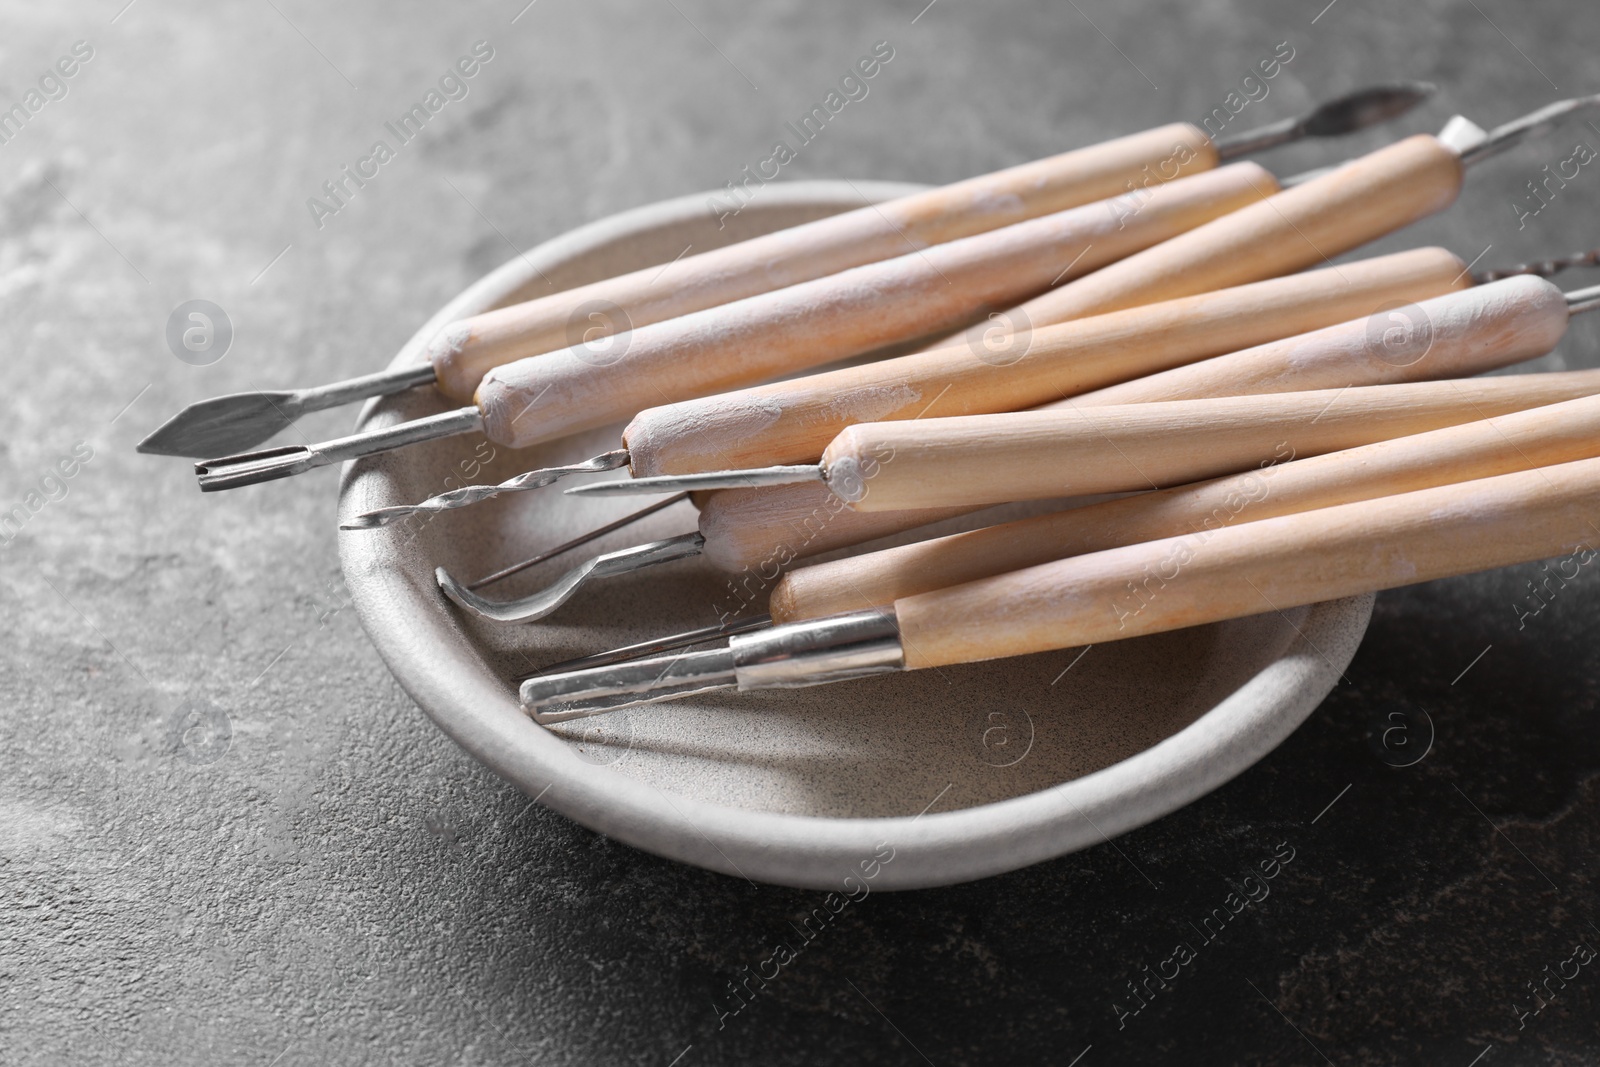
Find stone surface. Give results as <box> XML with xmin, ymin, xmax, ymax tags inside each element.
<box><xmin>2</xmin><ymin>0</ymin><xmax>1598</xmax><ymax>1063</ymax></box>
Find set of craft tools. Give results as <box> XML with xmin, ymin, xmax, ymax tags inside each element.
<box><xmin>138</xmin><ymin>86</ymin><xmax>1600</xmax><ymax>725</ymax></box>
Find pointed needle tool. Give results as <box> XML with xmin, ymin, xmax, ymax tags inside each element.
<box><xmin>143</xmin><ymin>84</ymin><xmax>1434</xmax><ymax>461</ymax></box>
<box><xmin>520</xmin><ymin>614</ymin><xmax>775</xmax><ymax>679</ymax></box>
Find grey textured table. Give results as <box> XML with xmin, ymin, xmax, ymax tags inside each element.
<box><xmin>4</xmin><ymin>1</ymin><xmax>1599</xmax><ymax>1063</ymax></box>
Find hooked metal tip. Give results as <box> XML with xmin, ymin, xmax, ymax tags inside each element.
<box><xmin>1213</xmin><ymin>80</ymin><xmax>1438</xmax><ymax>159</ymax></box>
<box><xmin>341</xmin><ymin>450</ymin><xmax>632</xmax><ymax>528</ymax></box>
<box><xmin>565</xmin><ymin>464</ymin><xmax>822</xmax><ymax>498</ymax></box>
<box><xmin>436</xmin><ymin>532</ymin><xmax>708</xmax><ymax>624</ymax></box>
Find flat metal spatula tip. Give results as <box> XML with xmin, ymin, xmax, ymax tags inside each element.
<box><xmin>136</xmin><ymin>392</ymin><xmax>300</xmax><ymax>458</ymax></box>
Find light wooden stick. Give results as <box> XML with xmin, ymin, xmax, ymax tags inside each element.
<box><xmin>481</xmin><ymin>136</ymin><xmax>1464</xmax><ymax>444</ymax></box>
<box><xmin>895</xmin><ymin>456</ymin><xmax>1600</xmax><ymax>669</ymax></box>
<box><xmin>475</xmin><ymin>165</ymin><xmax>1265</xmax><ymax>448</ymax></box>
<box><xmin>622</xmin><ymin>247</ymin><xmax>1469</xmax><ymax>476</ymax></box>
<box><xmin>826</xmin><ymin>372</ymin><xmax>1600</xmax><ymax>512</ymax></box>
<box><xmin>696</xmin><ymin>276</ymin><xmax>1574</xmax><ymax>568</ymax></box>
<box><xmin>999</xmin><ymin>134</ymin><xmax>1462</xmax><ymax>328</ymax></box>
<box><xmin>773</xmin><ymin>389</ymin><xmax>1600</xmax><ymax>621</ymax></box>
<box><xmin>429</xmin><ymin>124</ymin><xmax>1217</xmax><ymax>399</ymax></box>
<box><xmin>1057</xmin><ymin>272</ymin><xmax>1568</xmax><ymax>406</ymax></box>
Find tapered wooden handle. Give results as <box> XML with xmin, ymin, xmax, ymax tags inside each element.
<box><xmin>1059</xmin><ymin>274</ymin><xmax>1570</xmax><ymax>406</ymax></box>
<box><xmin>1006</xmin><ymin>134</ymin><xmax>1463</xmax><ymax>328</ymax></box>
<box><xmin>429</xmin><ymin>123</ymin><xmax>1217</xmax><ymax>399</ymax></box>
<box><xmin>895</xmin><ymin>455</ymin><xmax>1600</xmax><ymax>670</ymax></box>
<box><xmin>623</xmin><ymin>247</ymin><xmax>1469</xmax><ymax>476</ymax></box>
<box><xmin>476</xmin><ymin>164</ymin><xmax>1265</xmax><ymax>449</ymax></box>
<box><xmin>827</xmin><ymin>371</ymin><xmax>1598</xmax><ymax>512</ymax></box>
<box><xmin>689</xmin><ymin>266</ymin><xmax>1557</xmax><ymax>574</ymax></box>
<box><xmin>773</xmin><ymin>385</ymin><xmax>1600</xmax><ymax>622</ymax></box>
<box><xmin>695</xmin><ymin>479</ymin><xmax>978</xmax><ymax>573</ymax></box>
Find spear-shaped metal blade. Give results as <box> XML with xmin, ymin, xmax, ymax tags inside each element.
<box><xmin>138</xmin><ymin>364</ymin><xmax>438</xmax><ymax>458</ymax></box>
<box><xmin>1213</xmin><ymin>81</ymin><xmax>1437</xmax><ymax>159</ymax></box>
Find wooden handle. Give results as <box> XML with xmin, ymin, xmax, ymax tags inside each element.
<box><xmin>1006</xmin><ymin>133</ymin><xmax>1463</xmax><ymax>328</ymax></box>
<box><xmin>827</xmin><ymin>371</ymin><xmax>1600</xmax><ymax>512</ymax></box>
<box><xmin>476</xmin><ymin>164</ymin><xmax>1264</xmax><ymax>448</ymax></box>
<box><xmin>429</xmin><ymin>123</ymin><xmax>1217</xmax><ymax>399</ymax></box>
<box><xmin>1058</xmin><ymin>274</ymin><xmax>1570</xmax><ymax>406</ymax></box>
<box><xmin>695</xmin><ymin>479</ymin><xmax>977</xmax><ymax>573</ymax></box>
<box><xmin>687</xmin><ymin>252</ymin><xmax>1546</xmax><ymax>574</ymax></box>
<box><xmin>623</xmin><ymin>247</ymin><xmax>1469</xmax><ymax>476</ymax></box>
<box><xmin>773</xmin><ymin>387</ymin><xmax>1600</xmax><ymax>622</ymax></box>
<box><xmin>895</xmin><ymin>455</ymin><xmax>1600</xmax><ymax>670</ymax></box>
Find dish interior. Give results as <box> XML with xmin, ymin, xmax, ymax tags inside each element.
<box><xmin>345</xmin><ymin>186</ymin><xmax>1338</xmax><ymax>820</ymax></box>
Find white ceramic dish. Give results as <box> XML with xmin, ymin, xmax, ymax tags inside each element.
<box><xmin>338</xmin><ymin>180</ymin><xmax>1374</xmax><ymax>890</ymax></box>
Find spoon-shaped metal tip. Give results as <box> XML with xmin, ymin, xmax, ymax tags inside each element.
<box><xmin>138</xmin><ymin>391</ymin><xmax>302</xmax><ymax>457</ymax></box>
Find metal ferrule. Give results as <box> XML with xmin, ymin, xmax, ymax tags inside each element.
<box><xmin>1565</xmin><ymin>284</ymin><xmax>1600</xmax><ymax>317</ymax></box>
<box><xmin>728</xmin><ymin>609</ymin><xmax>903</xmax><ymax>690</ymax></box>
<box><xmin>522</xmin><ymin>609</ymin><xmax>904</xmax><ymax>722</ymax></box>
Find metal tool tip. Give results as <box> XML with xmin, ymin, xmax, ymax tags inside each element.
<box><xmin>520</xmin><ymin>647</ymin><xmax>738</xmax><ymax>723</ymax></box>
<box><xmin>136</xmin><ymin>391</ymin><xmax>300</xmax><ymax>458</ymax></box>
<box><xmin>193</xmin><ymin>446</ymin><xmax>314</xmax><ymax>491</ymax></box>
<box><xmin>338</xmin><ymin>508</ymin><xmax>406</xmax><ymax>530</ymax></box>
<box><xmin>1303</xmin><ymin>81</ymin><xmax>1438</xmax><ymax>137</ymax></box>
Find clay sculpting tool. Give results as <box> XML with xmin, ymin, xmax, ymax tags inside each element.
<box><xmin>194</xmin><ymin>163</ymin><xmax>1264</xmax><ymax>489</ymax></box>
<box><xmin>433</xmin><ymin>275</ymin><xmax>1600</xmax><ymax>623</ymax></box>
<box><xmin>189</xmin><ymin>96</ymin><xmax>1600</xmax><ymax>487</ymax></box>
<box><xmin>139</xmin><ymin>84</ymin><xmax>1432</xmax><ymax>458</ymax></box>
<box><xmin>352</xmin><ymin>245</ymin><xmax>1468</xmax><ymax>525</ymax></box>
<box><xmin>529</xmin><ymin>388</ymin><xmax>1600</xmax><ymax>672</ymax></box>
<box><xmin>441</xmin><ymin>367</ymin><xmax>1600</xmax><ymax>625</ymax></box>
<box><xmin>518</xmin><ymin>454</ymin><xmax>1600</xmax><ymax>720</ymax></box>
<box><xmin>772</xmin><ymin>388</ymin><xmax>1600</xmax><ymax>621</ymax></box>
